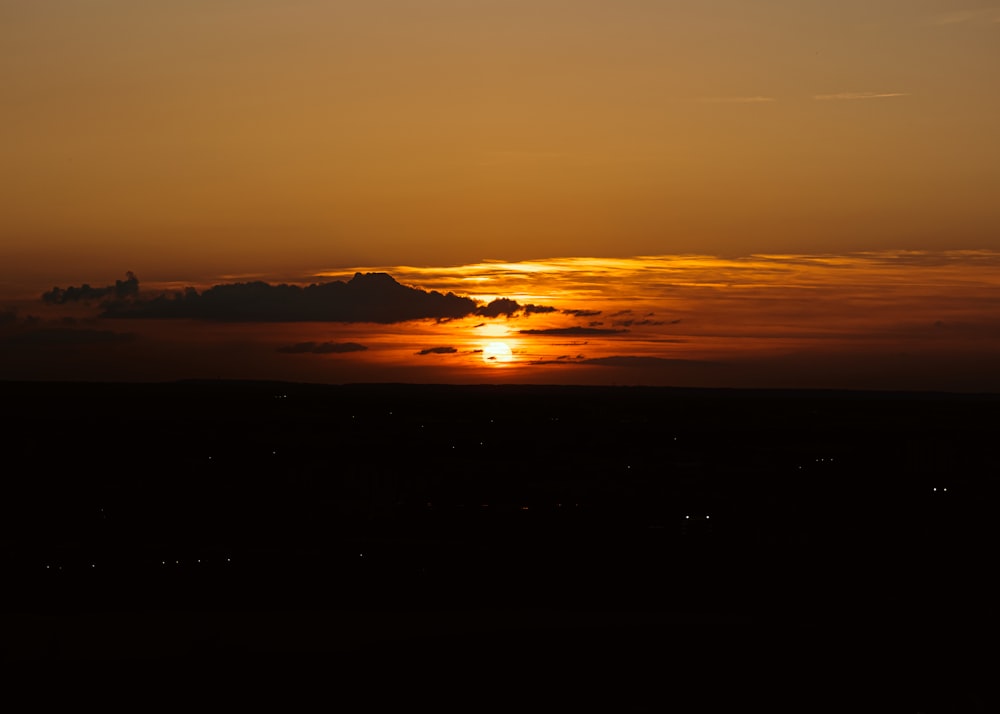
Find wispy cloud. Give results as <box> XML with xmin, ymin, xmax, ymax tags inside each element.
<box><xmin>814</xmin><ymin>92</ymin><xmax>909</xmax><ymax>101</ymax></box>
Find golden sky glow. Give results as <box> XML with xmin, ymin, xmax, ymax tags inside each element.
<box><xmin>1</xmin><ymin>3</ymin><xmax>999</xmax><ymax>391</ymax></box>
<box><xmin>2</xmin><ymin>1</ymin><xmax>1000</xmax><ymax>284</ymax></box>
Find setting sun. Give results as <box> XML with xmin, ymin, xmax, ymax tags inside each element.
<box><xmin>482</xmin><ymin>342</ymin><xmax>513</xmax><ymax>364</ymax></box>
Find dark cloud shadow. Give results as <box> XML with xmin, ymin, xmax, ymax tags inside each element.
<box><xmin>277</xmin><ymin>341</ymin><xmax>368</xmax><ymax>354</ymax></box>
<box><xmin>519</xmin><ymin>327</ymin><xmax>629</xmax><ymax>336</ymax></box>
<box><xmin>476</xmin><ymin>298</ymin><xmax>520</xmax><ymax>318</ymax></box>
<box><xmin>417</xmin><ymin>346</ymin><xmax>459</xmax><ymax>355</ymax></box>
<box><xmin>98</xmin><ymin>272</ymin><xmax>480</xmax><ymax>323</ymax></box>
<box><xmin>43</xmin><ymin>272</ymin><xmax>560</xmax><ymax>324</ymax></box>
<box><xmin>42</xmin><ymin>272</ymin><xmax>139</xmax><ymax>304</ymax></box>
<box><xmin>612</xmin><ymin>319</ymin><xmax>667</xmax><ymax>327</ymax></box>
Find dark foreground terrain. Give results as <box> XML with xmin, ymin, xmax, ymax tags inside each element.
<box><xmin>2</xmin><ymin>380</ymin><xmax>998</xmax><ymax>709</ymax></box>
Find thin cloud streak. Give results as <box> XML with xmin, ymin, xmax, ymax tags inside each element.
<box><xmin>814</xmin><ymin>92</ymin><xmax>909</xmax><ymax>101</ymax></box>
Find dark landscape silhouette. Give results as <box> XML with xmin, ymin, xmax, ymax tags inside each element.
<box><xmin>2</xmin><ymin>380</ymin><xmax>996</xmax><ymax>709</ymax></box>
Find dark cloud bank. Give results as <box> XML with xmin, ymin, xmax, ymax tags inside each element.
<box><xmin>42</xmin><ymin>272</ymin><xmax>139</xmax><ymax>305</ymax></box>
<box><xmin>276</xmin><ymin>341</ymin><xmax>368</xmax><ymax>354</ymax></box>
<box><xmin>519</xmin><ymin>327</ymin><xmax>629</xmax><ymax>336</ymax></box>
<box><xmin>45</xmin><ymin>272</ymin><xmax>554</xmax><ymax>324</ymax></box>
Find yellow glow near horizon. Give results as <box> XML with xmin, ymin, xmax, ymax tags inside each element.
<box><xmin>482</xmin><ymin>342</ymin><xmax>514</xmax><ymax>364</ymax></box>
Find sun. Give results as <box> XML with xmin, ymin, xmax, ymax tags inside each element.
<box><xmin>482</xmin><ymin>341</ymin><xmax>513</xmax><ymax>363</ymax></box>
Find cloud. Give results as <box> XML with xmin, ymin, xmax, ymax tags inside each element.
<box><xmin>562</xmin><ymin>309</ymin><xmax>602</xmax><ymax>317</ymax></box>
<box><xmin>612</xmin><ymin>318</ymin><xmax>668</xmax><ymax>327</ymax></box>
<box><xmin>86</xmin><ymin>272</ymin><xmax>540</xmax><ymax>324</ymax></box>
<box><xmin>417</xmin><ymin>346</ymin><xmax>458</xmax><ymax>355</ymax></box>
<box><xmin>277</xmin><ymin>341</ymin><xmax>368</xmax><ymax>354</ymax></box>
<box><xmin>42</xmin><ymin>272</ymin><xmax>139</xmax><ymax>304</ymax></box>
<box><xmin>519</xmin><ymin>327</ymin><xmax>629</xmax><ymax>336</ymax></box>
<box><xmin>814</xmin><ymin>92</ymin><xmax>909</xmax><ymax>101</ymax></box>
<box><xmin>476</xmin><ymin>298</ymin><xmax>521</xmax><ymax>318</ymax></box>
<box><xmin>523</xmin><ymin>304</ymin><xmax>558</xmax><ymax>315</ymax></box>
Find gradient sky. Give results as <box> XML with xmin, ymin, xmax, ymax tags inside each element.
<box><xmin>2</xmin><ymin>2</ymin><xmax>999</xmax><ymax>390</ymax></box>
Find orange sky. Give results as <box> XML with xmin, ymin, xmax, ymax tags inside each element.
<box><xmin>3</xmin><ymin>252</ymin><xmax>1000</xmax><ymax>392</ymax></box>
<box><xmin>2</xmin><ymin>3</ymin><xmax>999</xmax><ymax>390</ymax></box>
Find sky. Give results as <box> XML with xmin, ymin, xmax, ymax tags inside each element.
<box><xmin>2</xmin><ymin>1</ymin><xmax>999</xmax><ymax>391</ymax></box>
